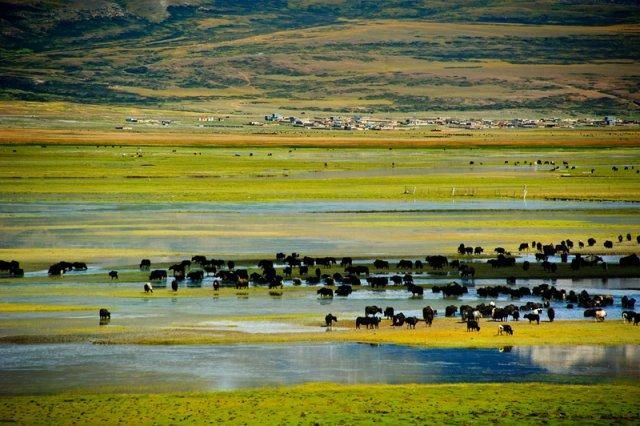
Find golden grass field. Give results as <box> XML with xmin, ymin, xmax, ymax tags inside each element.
<box><xmin>1</xmin><ymin>383</ymin><xmax>639</xmax><ymax>425</ymax></box>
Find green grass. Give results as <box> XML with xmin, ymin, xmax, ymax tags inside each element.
<box><xmin>1</xmin><ymin>142</ymin><xmax>639</xmax><ymax>203</ymax></box>
<box><xmin>1</xmin><ymin>383</ymin><xmax>638</xmax><ymax>424</ymax></box>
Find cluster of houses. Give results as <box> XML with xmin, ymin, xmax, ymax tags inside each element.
<box><xmin>125</xmin><ymin>117</ymin><xmax>172</xmax><ymax>126</ymax></box>
<box><xmin>260</xmin><ymin>113</ymin><xmax>637</xmax><ymax>130</ymax></box>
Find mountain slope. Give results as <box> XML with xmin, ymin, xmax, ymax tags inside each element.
<box><xmin>1</xmin><ymin>1</ymin><xmax>639</xmax><ymax>116</ymax></box>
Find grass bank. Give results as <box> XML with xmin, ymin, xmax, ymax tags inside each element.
<box><xmin>1</xmin><ymin>383</ymin><xmax>638</xmax><ymax>425</ymax></box>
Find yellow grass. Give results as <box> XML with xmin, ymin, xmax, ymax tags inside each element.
<box><xmin>0</xmin><ymin>303</ymin><xmax>95</xmax><ymax>313</ymax></box>
<box><xmin>1</xmin><ymin>127</ymin><xmax>639</xmax><ymax>148</ymax></box>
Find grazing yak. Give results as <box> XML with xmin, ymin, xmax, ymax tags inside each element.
<box><xmin>325</xmin><ymin>313</ymin><xmax>338</xmax><ymax>327</ymax></box>
<box><xmin>547</xmin><ymin>307</ymin><xmax>556</xmax><ymax>322</ymax></box>
<box><xmin>405</xmin><ymin>316</ymin><xmax>419</xmax><ymax>329</ymax></box>
<box><xmin>356</xmin><ymin>316</ymin><xmax>380</xmax><ymax>329</ymax></box>
<box><xmin>99</xmin><ymin>308</ymin><xmax>111</xmax><ymax>319</ymax></box>
<box><xmin>365</xmin><ymin>305</ymin><xmax>383</xmax><ymax>316</ymax></box>
<box><xmin>407</xmin><ymin>284</ymin><xmax>424</xmax><ymax>297</ymax></box>
<box><xmin>367</xmin><ymin>277</ymin><xmax>388</xmax><ymax>288</ymax></box>
<box><xmin>445</xmin><ymin>305</ymin><xmax>458</xmax><ymax>317</ymax></box>
<box><xmin>595</xmin><ymin>309</ymin><xmax>607</xmax><ymax>322</ymax></box>
<box><xmin>384</xmin><ymin>307</ymin><xmax>395</xmax><ymax>320</ymax></box>
<box><xmin>171</xmin><ymin>279</ymin><xmax>178</xmax><ymax>292</ymax></box>
<box><xmin>346</xmin><ymin>265</ymin><xmax>369</xmax><ymax>276</ymax></box>
<box><xmin>425</xmin><ymin>255</ymin><xmax>448</xmax><ymax>269</ymax></box>
<box><xmin>187</xmin><ymin>270</ymin><xmax>204</xmax><ymax>282</ymax></box>
<box><xmin>392</xmin><ymin>313</ymin><xmax>406</xmax><ymax>327</ymax></box>
<box><xmin>622</xmin><ymin>311</ymin><xmax>636</xmax><ymax>323</ymax></box>
<box><xmin>149</xmin><ymin>269</ymin><xmax>167</xmax><ymax>281</ymax></box>
<box><xmin>466</xmin><ymin>320</ymin><xmax>481</xmax><ymax>332</ymax></box>
<box><xmin>373</xmin><ymin>259</ymin><xmax>389</xmax><ymax>270</ymax></box>
<box><xmin>335</xmin><ymin>285</ymin><xmax>352</xmax><ymax>297</ymax></box>
<box><xmin>139</xmin><ymin>259</ymin><xmax>151</xmax><ymax>270</ymax></box>
<box><xmin>108</xmin><ymin>270</ymin><xmax>118</xmax><ymax>280</ymax></box>
<box><xmin>397</xmin><ymin>259</ymin><xmax>413</xmax><ymax>270</ymax></box>
<box><xmin>459</xmin><ymin>265</ymin><xmax>475</xmax><ymax>278</ymax></box>
<box><xmin>622</xmin><ymin>296</ymin><xmax>637</xmax><ymax>309</ymax></box>
<box><xmin>523</xmin><ymin>313</ymin><xmax>540</xmax><ymax>324</ymax></box>
<box><xmin>144</xmin><ymin>283</ymin><xmax>153</xmax><ymax>293</ymax></box>
<box><xmin>498</xmin><ymin>324</ymin><xmax>513</xmax><ymax>335</ymax></box>
<box><xmin>492</xmin><ymin>308</ymin><xmax>509</xmax><ymax>322</ymax></box>
<box><xmin>317</xmin><ymin>287</ymin><xmax>334</xmax><ymax>298</ymax></box>
<box><xmin>422</xmin><ymin>306</ymin><xmax>435</xmax><ymax>327</ymax></box>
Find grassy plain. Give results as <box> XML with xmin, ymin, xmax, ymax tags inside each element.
<box><xmin>1</xmin><ymin>130</ymin><xmax>639</xmax><ymax>204</ymax></box>
<box><xmin>1</xmin><ymin>383</ymin><xmax>639</xmax><ymax>425</ymax></box>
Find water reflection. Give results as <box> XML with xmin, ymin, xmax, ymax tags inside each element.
<box><xmin>513</xmin><ymin>345</ymin><xmax>640</xmax><ymax>377</ymax></box>
<box><xmin>0</xmin><ymin>343</ymin><xmax>637</xmax><ymax>395</ymax></box>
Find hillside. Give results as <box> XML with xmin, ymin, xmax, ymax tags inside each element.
<box><xmin>1</xmin><ymin>1</ymin><xmax>639</xmax><ymax>117</ymax></box>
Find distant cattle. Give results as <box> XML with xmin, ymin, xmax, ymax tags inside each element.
<box><xmin>373</xmin><ymin>259</ymin><xmax>389</xmax><ymax>269</ymax></box>
<box><xmin>498</xmin><ymin>324</ymin><xmax>513</xmax><ymax>335</ymax></box>
<box><xmin>140</xmin><ymin>259</ymin><xmax>151</xmax><ymax>270</ymax></box>
<box><xmin>367</xmin><ymin>276</ymin><xmax>388</xmax><ymax>288</ymax></box>
<box><xmin>622</xmin><ymin>296</ymin><xmax>636</xmax><ymax>309</ymax></box>
<box><xmin>365</xmin><ymin>306</ymin><xmax>383</xmax><ymax>316</ymax></box>
<box><xmin>149</xmin><ymin>270</ymin><xmax>167</xmax><ymax>281</ymax></box>
<box><xmin>595</xmin><ymin>309</ymin><xmax>607</xmax><ymax>322</ymax></box>
<box><xmin>425</xmin><ymin>255</ymin><xmax>448</xmax><ymax>269</ymax></box>
<box><xmin>397</xmin><ymin>260</ymin><xmax>413</xmax><ymax>269</ymax></box>
<box><xmin>345</xmin><ymin>265</ymin><xmax>369</xmax><ymax>276</ymax></box>
<box><xmin>325</xmin><ymin>313</ymin><xmax>338</xmax><ymax>327</ymax></box>
<box><xmin>392</xmin><ymin>313</ymin><xmax>406</xmax><ymax>327</ymax></box>
<box><xmin>422</xmin><ymin>306</ymin><xmax>435</xmax><ymax>327</ymax></box>
<box><xmin>384</xmin><ymin>307</ymin><xmax>395</xmax><ymax>320</ymax></box>
<box><xmin>108</xmin><ymin>270</ymin><xmax>118</xmax><ymax>280</ymax></box>
<box><xmin>317</xmin><ymin>287</ymin><xmax>334</xmax><ymax>298</ymax></box>
<box><xmin>466</xmin><ymin>320</ymin><xmax>481</xmax><ymax>332</ymax></box>
<box><xmin>405</xmin><ymin>317</ymin><xmax>419</xmax><ymax>329</ymax></box>
<box><xmin>603</xmin><ymin>240</ymin><xmax>613</xmax><ymax>249</ymax></box>
<box><xmin>99</xmin><ymin>308</ymin><xmax>111</xmax><ymax>319</ymax></box>
<box><xmin>171</xmin><ymin>279</ymin><xmax>178</xmax><ymax>292</ymax></box>
<box><xmin>144</xmin><ymin>283</ymin><xmax>153</xmax><ymax>293</ymax></box>
<box><xmin>187</xmin><ymin>270</ymin><xmax>204</xmax><ymax>282</ymax></box>
<box><xmin>523</xmin><ymin>313</ymin><xmax>540</xmax><ymax>324</ymax></box>
<box><xmin>356</xmin><ymin>316</ymin><xmax>380</xmax><ymax>329</ymax></box>
<box><xmin>547</xmin><ymin>307</ymin><xmax>556</xmax><ymax>322</ymax></box>
<box><xmin>407</xmin><ymin>284</ymin><xmax>424</xmax><ymax>297</ymax></box>
<box><xmin>335</xmin><ymin>285</ymin><xmax>352</xmax><ymax>297</ymax></box>
<box><xmin>445</xmin><ymin>305</ymin><xmax>458</xmax><ymax>317</ymax></box>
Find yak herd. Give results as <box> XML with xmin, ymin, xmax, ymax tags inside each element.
<box><xmin>4</xmin><ymin>239</ymin><xmax>638</xmax><ymax>331</ymax></box>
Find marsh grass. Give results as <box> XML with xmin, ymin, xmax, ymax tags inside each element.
<box><xmin>1</xmin><ymin>383</ymin><xmax>638</xmax><ymax>424</ymax></box>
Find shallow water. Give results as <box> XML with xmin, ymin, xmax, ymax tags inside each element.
<box><xmin>0</xmin><ymin>343</ymin><xmax>636</xmax><ymax>394</ymax></box>
<box><xmin>0</xmin><ymin>279</ymin><xmax>638</xmax><ymax>329</ymax></box>
<box><xmin>1</xmin><ymin>200</ymin><xmax>639</xmax><ymax>262</ymax></box>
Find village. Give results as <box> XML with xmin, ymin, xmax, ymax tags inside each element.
<box><xmin>258</xmin><ymin>113</ymin><xmax>637</xmax><ymax>130</ymax></box>
<box><xmin>119</xmin><ymin>113</ymin><xmax>637</xmax><ymax>131</ymax></box>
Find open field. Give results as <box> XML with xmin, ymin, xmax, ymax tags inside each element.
<box><xmin>1</xmin><ymin>137</ymin><xmax>639</xmax><ymax>204</ymax></box>
<box><xmin>1</xmin><ymin>383</ymin><xmax>639</xmax><ymax>425</ymax></box>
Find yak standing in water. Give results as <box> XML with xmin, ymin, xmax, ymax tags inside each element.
<box><xmin>325</xmin><ymin>313</ymin><xmax>338</xmax><ymax>328</ymax></box>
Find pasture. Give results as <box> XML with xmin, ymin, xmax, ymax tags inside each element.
<box><xmin>1</xmin><ymin>383</ymin><xmax>638</xmax><ymax>425</ymax></box>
